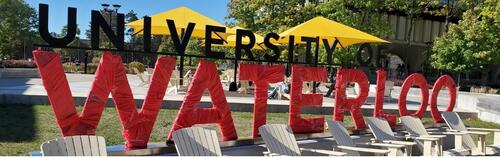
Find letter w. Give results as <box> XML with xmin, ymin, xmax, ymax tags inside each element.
<box><xmin>32</xmin><ymin>50</ymin><xmax>176</xmax><ymax>150</ymax></box>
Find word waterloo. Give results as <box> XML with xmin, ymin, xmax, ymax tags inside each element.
<box><xmin>34</xmin><ymin>4</ymin><xmax>457</xmax><ymax>150</ymax></box>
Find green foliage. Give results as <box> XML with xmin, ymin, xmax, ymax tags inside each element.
<box><xmin>227</xmin><ymin>0</ymin><xmax>392</xmax><ymax>66</ymax></box>
<box><xmin>62</xmin><ymin>62</ymin><xmax>79</xmax><ymax>73</ymax></box>
<box><xmin>0</xmin><ymin>0</ymin><xmax>38</xmax><ymax>59</ymax></box>
<box><xmin>128</xmin><ymin>61</ymin><xmax>145</xmax><ymax>74</ymax></box>
<box><xmin>431</xmin><ymin>0</ymin><xmax>500</xmax><ymax>72</ymax></box>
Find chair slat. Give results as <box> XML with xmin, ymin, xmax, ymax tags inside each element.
<box><xmin>64</xmin><ymin>138</ymin><xmax>76</xmax><ymax>156</ymax></box>
<box><xmin>80</xmin><ymin>136</ymin><xmax>91</xmax><ymax>155</ymax></box>
<box><xmin>97</xmin><ymin>136</ymin><xmax>107</xmax><ymax>156</ymax></box>
<box><xmin>89</xmin><ymin>136</ymin><xmax>100</xmax><ymax>156</ymax></box>
<box><xmin>71</xmin><ymin>136</ymin><xmax>84</xmax><ymax>156</ymax></box>
<box><xmin>54</xmin><ymin>138</ymin><xmax>68</xmax><ymax>156</ymax></box>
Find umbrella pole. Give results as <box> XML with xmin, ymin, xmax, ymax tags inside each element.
<box><xmin>229</xmin><ymin>60</ymin><xmax>238</xmax><ymax>91</ymax></box>
<box><xmin>313</xmin><ymin>37</ymin><xmax>320</xmax><ymax>93</ymax></box>
<box><xmin>179</xmin><ymin>29</ymin><xmax>185</xmax><ymax>86</ymax></box>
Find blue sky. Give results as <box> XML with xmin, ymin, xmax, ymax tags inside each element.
<box><xmin>25</xmin><ymin>0</ymin><xmax>231</xmax><ymax>37</ymax></box>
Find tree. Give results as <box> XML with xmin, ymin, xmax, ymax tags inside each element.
<box><xmin>0</xmin><ymin>0</ymin><xmax>38</xmax><ymax>59</ymax></box>
<box><xmin>227</xmin><ymin>0</ymin><xmax>392</xmax><ymax>66</ymax></box>
<box><xmin>430</xmin><ymin>0</ymin><xmax>499</xmax><ymax>73</ymax></box>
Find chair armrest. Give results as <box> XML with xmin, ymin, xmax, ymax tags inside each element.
<box><xmin>382</xmin><ymin>140</ymin><xmax>417</xmax><ymax>146</ymax></box>
<box><xmin>415</xmin><ymin>136</ymin><xmax>440</xmax><ymax>141</ymax></box>
<box><xmin>462</xmin><ymin>130</ymin><xmax>490</xmax><ymax>135</ymax></box>
<box><xmin>393</xmin><ymin>135</ymin><xmax>411</xmax><ymax>140</ymax></box>
<box><xmin>467</xmin><ymin>127</ymin><xmax>500</xmax><ymax>132</ymax></box>
<box><xmin>370</xmin><ymin>143</ymin><xmax>405</xmax><ymax>148</ymax></box>
<box><xmin>336</xmin><ymin>145</ymin><xmax>390</xmax><ymax>154</ymax></box>
<box><xmin>422</xmin><ymin>134</ymin><xmax>447</xmax><ymax>139</ymax></box>
<box><xmin>299</xmin><ymin>148</ymin><xmax>347</xmax><ymax>156</ymax></box>
<box><xmin>262</xmin><ymin>151</ymin><xmax>282</xmax><ymax>156</ymax></box>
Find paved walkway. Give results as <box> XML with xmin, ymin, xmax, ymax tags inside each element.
<box><xmin>1</xmin><ymin>73</ymin><xmax>493</xmax><ymax>114</ymax></box>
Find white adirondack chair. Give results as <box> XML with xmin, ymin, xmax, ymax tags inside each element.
<box><xmin>172</xmin><ymin>127</ymin><xmax>222</xmax><ymax>156</ymax></box>
<box><xmin>442</xmin><ymin>112</ymin><xmax>500</xmax><ymax>155</ymax></box>
<box><xmin>366</xmin><ymin>117</ymin><xmax>417</xmax><ymax>156</ymax></box>
<box><xmin>258</xmin><ymin>124</ymin><xmax>346</xmax><ymax>156</ymax></box>
<box><xmin>41</xmin><ymin>135</ymin><xmax>107</xmax><ymax>156</ymax></box>
<box><xmin>133</xmin><ymin>67</ymin><xmax>150</xmax><ymax>87</ymax></box>
<box><xmin>326</xmin><ymin>120</ymin><xmax>401</xmax><ymax>156</ymax></box>
<box><xmin>238</xmin><ymin>80</ymin><xmax>250</xmax><ymax>94</ymax></box>
<box><xmin>399</xmin><ymin>116</ymin><xmax>469</xmax><ymax>156</ymax></box>
<box><xmin>168</xmin><ymin>70</ymin><xmax>180</xmax><ymax>94</ymax></box>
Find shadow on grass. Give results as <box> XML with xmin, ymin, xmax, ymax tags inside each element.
<box><xmin>0</xmin><ymin>104</ymin><xmax>35</xmax><ymax>141</ymax></box>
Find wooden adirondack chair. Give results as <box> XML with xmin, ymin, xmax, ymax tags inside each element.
<box><xmin>41</xmin><ymin>135</ymin><xmax>107</xmax><ymax>156</ymax></box>
<box><xmin>442</xmin><ymin>112</ymin><xmax>500</xmax><ymax>155</ymax></box>
<box><xmin>172</xmin><ymin>127</ymin><xmax>222</xmax><ymax>156</ymax></box>
<box><xmin>399</xmin><ymin>116</ymin><xmax>469</xmax><ymax>156</ymax></box>
<box><xmin>366</xmin><ymin>117</ymin><xmax>417</xmax><ymax>156</ymax></box>
<box><xmin>258</xmin><ymin>124</ymin><xmax>346</xmax><ymax>156</ymax></box>
<box><xmin>326</xmin><ymin>120</ymin><xmax>402</xmax><ymax>156</ymax></box>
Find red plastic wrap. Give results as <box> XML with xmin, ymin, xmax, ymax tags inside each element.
<box><xmin>398</xmin><ymin>73</ymin><xmax>429</xmax><ymax>118</ymax></box>
<box><xmin>333</xmin><ymin>68</ymin><xmax>369</xmax><ymax>130</ymax></box>
<box><xmin>373</xmin><ymin>69</ymin><xmax>397</xmax><ymax>126</ymax></box>
<box><xmin>430</xmin><ymin>75</ymin><xmax>457</xmax><ymax>123</ymax></box>
<box><xmin>289</xmin><ymin>65</ymin><xmax>327</xmax><ymax>133</ymax></box>
<box><xmin>33</xmin><ymin>50</ymin><xmax>176</xmax><ymax>150</ymax></box>
<box><xmin>167</xmin><ymin>60</ymin><xmax>237</xmax><ymax>141</ymax></box>
<box><xmin>238</xmin><ymin>64</ymin><xmax>285</xmax><ymax>138</ymax></box>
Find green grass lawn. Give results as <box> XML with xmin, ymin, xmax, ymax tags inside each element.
<box><xmin>1</xmin><ymin>104</ymin><xmax>500</xmax><ymax>155</ymax></box>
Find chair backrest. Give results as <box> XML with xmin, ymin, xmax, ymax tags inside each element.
<box><xmin>384</xmin><ymin>81</ymin><xmax>394</xmax><ymax>96</ymax></box>
<box><xmin>367</xmin><ymin>117</ymin><xmax>397</xmax><ymax>141</ymax></box>
<box><xmin>399</xmin><ymin>116</ymin><xmax>429</xmax><ymax>137</ymax></box>
<box><xmin>441</xmin><ymin>112</ymin><xmax>477</xmax><ymax>150</ymax></box>
<box><xmin>258</xmin><ymin>124</ymin><xmax>301</xmax><ymax>156</ymax></box>
<box><xmin>172</xmin><ymin>127</ymin><xmax>222</xmax><ymax>156</ymax></box>
<box><xmin>326</xmin><ymin>120</ymin><xmax>359</xmax><ymax>156</ymax></box>
<box><xmin>41</xmin><ymin>135</ymin><xmax>107</xmax><ymax>156</ymax></box>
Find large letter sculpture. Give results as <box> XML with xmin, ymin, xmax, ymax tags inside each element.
<box><xmin>168</xmin><ymin>60</ymin><xmax>238</xmax><ymax>141</ymax></box>
<box><xmin>289</xmin><ymin>65</ymin><xmax>327</xmax><ymax>133</ymax></box>
<box><xmin>239</xmin><ymin>64</ymin><xmax>285</xmax><ymax>138</ymax></box>
<box><xmin>373</xmin><ymin>69</ymin><xmax>397</xmax><ymax>126</ymax></box>
<box><xmin>430</xmin><ymin>75</ymin><xmax>457</xmax><ymax>123</ymax></box>
<box><xmin>334</xmin><ymin>68</ymin><xmax>369</xmax><ymax>130</ymax></box>
<box><xmin>33</xmin><ymin>50</ymin><xmax>176</xmax><ymax>150</ymax></box>
<box><xmin>398</xmin><ymin>73</ymin><xmax>429</xmax><ymax>118</ymax></box>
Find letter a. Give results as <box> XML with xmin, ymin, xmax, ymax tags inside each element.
<box><xmin>168</xmin><ymin>60</ymin><xmax>238</xmax><ymax>141</ymax></box>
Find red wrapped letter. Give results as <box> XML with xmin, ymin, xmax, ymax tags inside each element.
<box><xmin>168</xmin><ymin>60</ymin><xmax>237</xmax><ymax>141</ymax></box>
<box><xmin>333</xmin><ymin>68</ymin><xmax>369</xmax><ymax>130</ymax></box>
<box><xmin>373</xmin><ymin>69</ymin><xmax>397</xmax><ymax>126</ymax></box>
<box><xmin>430</xmin><ymin>75</ymin><xmax>456</xmax><ymax>123</ymax></box>
<box><xmin>289</xmin><ymin>65</ymin><xmax>327</xmax><ymax>133</ymax></box>
<box><xmin>398</xmin><ymin>73</ymin><xmax>429</xmax><ymax>118</ymax></box>
<box><xmin>239</xmin><ymin>64</ymin><xmax>285</xmax><ymax>138</ymax></box>
<box><xmin>33</xmin><ymin>50</ymin><xmax>176</xmax><ymax>150</ymax></box>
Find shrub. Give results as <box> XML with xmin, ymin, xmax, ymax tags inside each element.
<box><xmin>78</xmin><ymin>63</ymin><xmax>98</xmax><ymax>74</ymax></box>
<box><xmin>0</xmin><ymin>60</ymin><xmax>36</xmax><ymax>68</ymax></box>
<box><xmin>62</xmin><ymin>62</ymin><xmax>79</xmax><ymax>73</ymax></box>
<box><xmin>127</xmin><ymin>61</ymin><xmax>144</xmax><ymax>74</ymax></box>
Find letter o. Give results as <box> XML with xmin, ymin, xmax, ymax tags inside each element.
<box><xmin>430</xmin><ymin>75</ymin><xmax>457</xmax><ymax>123</ymax></box>
<box><xmin>398</xmin><ymin>73</ymin><xmax>429</xmax><ymax>118</ymax></box>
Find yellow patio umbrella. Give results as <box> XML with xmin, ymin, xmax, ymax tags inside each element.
<box><xmin>278</xmin><ymin>16</ymin><xmax>389</xmax><ymax>47</ymax></box>
<box><xmin>126</xmin><ymin>6</ymin><xmax>233</xmax><ymax>39</ymax></box>
<box><xmin>221</xmin><ymin>27</ymin><xmax>266</xmax><ymax>50</ymax></box>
